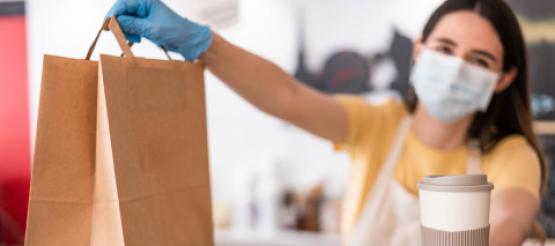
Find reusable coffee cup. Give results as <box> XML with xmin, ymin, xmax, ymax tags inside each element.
<box><xmin>418</xmin><ymin>175</ymin><xmax>494</xmax><ymax>246</ymax></box>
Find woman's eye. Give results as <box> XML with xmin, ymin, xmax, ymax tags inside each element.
<box><xmin>470</xmin><ymin>58</ymin><xmax>490</xmax><ymax>69</ymax></box>
<box><xmin>435</xmin><ymin>46</ymin><xmax>453</xmax><ymax>55</ymax></box>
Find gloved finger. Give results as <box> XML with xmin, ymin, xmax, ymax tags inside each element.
<box><xmin>117</xmin><ymin>15</ymin><xmax>151</xmax><ymax>36</ymax></box>
<box><xmin>106</xmin><ymin>0</ymin><xmax>148</xmax><ymax>18</ymax></box>
<box><xmin>106</xmin><ymin>0</ymin><xmax>132</xmax><ymax>17</ymax></box>
<box><xmin>125</xmin><ymin>34</ymin><xmax>142</xmax><ymax>43</ymax></box>
<box><xmin>178</xmin><ymin>27</ymin><xmax>213</xmax><ymax>61</ymax></box>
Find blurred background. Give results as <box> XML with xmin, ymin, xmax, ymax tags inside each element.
<box><xmin>1</xmin><ymin>0</ymin><xmax>554</xmax><ymax>245</ymax></box>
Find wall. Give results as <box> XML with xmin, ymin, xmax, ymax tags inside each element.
<box><xmin>300</xmin><ymin>0</ymin><xmax>444</xmax><ymax>72</ymax></box>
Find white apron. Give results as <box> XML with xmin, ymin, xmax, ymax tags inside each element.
<box><xmin>350</xmin><ymin>117</ymin><xmax>482</xmax><ymax>246</ymax></box>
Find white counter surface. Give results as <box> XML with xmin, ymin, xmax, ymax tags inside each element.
<box><xmin>216</xmin><ymin>229</ymin><xmax>554</xmax><ymax>246</ymax></box>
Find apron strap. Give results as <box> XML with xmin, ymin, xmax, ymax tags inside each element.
<box><xmin>466</xmin><ymin>139</ymin><xmax>482</xmax><ymax>174</ymax></box>
<box><xmin>351</xmin><ymin>117</ymin><xmax>481</xmax><ymax>245</ymax></box>
<box><xmin>380</xmin><ymin>117</ymin><xmax>413</xmax><ymax>177</ymax></box>
<box><xmin>351</xmin><ymin>116</ymin><xmax>413</xmax><ymax>242</ymax></box>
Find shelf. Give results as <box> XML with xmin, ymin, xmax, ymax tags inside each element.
<box><xmin>534</xmin><ymin>121</ymin><xmax>555</xmax><ymax>135</ymax></box>
<box><xmin>215</xmin><ymin>229</ymin><xmax>340</xmax><ymax>246</ymax></box>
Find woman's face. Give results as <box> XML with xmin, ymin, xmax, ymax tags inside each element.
<box><xmin>418</xmin><ymin>11</ymin><xmax>504</xmax><ymax>72</ymax></box>
<box><xmin>415</xmin><ymin>10</ymin><xmax>517</xmax><ymax>92</ymax></box>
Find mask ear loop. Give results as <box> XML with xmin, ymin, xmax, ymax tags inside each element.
<box><xmin>466</xmin><ymin>139</ymin><xmax>481</xmax><ymax>174</ymax></box>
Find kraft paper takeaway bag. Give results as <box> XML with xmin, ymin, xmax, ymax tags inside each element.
<box><xmin>26</xmin><ymin>17</ymin><xmax>214</xmax><ymax>245</ymax></box>
<box><xmin>25</xmin><ymin>43</ymin><xmax>99</xmax><ymax>245</ymax></box>
<box><xmin>93</xmin><ymin>20</ymin><xmax>214</xmax><ymax>245</ymax></box>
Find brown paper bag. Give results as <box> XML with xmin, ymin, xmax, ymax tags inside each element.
<box><xmin>26</xmin><ymin>17</ymin><xmax>214</xmax><ymax>245</ymax></box>
<box><xmin>25</xmin><ymin>55</ymin><xmax>98</xmax><ymax>246</ymax></box>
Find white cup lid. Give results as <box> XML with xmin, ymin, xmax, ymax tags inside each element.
<box><xmin>419</xmin><ymin>174</ymin><xmax>494</xmax><ymax>192</ymax></box>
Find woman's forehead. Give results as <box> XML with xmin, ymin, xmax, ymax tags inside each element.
<box><xmin>427</xmin><ymin>11</ymin><xmax>504</xmax><ymax>59</ymax></box>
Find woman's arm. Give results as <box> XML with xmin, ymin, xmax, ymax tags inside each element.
<box><xmin>108</xmin><ymin>0</ymin><xmax>349</xmax><ymax>142</ymax></box>
<box><xmin>200</xmin><ymin>33</ymin><xmax>348</xmax><ymax>142</ymax></box>
<box><xmin>489</xmin><ymin>189</ymin><xmax>539</xmax><ymax>246</ymax></box>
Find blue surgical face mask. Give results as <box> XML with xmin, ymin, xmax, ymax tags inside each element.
<box><xmin>410</xmin><ymin>48</ymin><xmax>500</xmax><ymax>123</ymax></box>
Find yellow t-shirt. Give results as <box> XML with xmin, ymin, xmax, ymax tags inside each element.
<box><xmin>334</xmin><ymin>95</ymin><xmax>541</xmax><ymax>240</ymax></box>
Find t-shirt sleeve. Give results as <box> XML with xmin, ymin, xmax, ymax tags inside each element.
<box><xmin>490</xmin><ymin>138</ymin><xmax>542</xmax><ymax>200</ymax></box>
<box><xmin>333</xmin><ymin>95</ymin><xmax>406</xmax><ymax>159</ymax></box>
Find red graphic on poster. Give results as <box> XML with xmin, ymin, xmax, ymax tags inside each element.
<box><xmin>0</xmin><ymin>15</ymin><xmax>30</xmax><ymax>242</ymax></box>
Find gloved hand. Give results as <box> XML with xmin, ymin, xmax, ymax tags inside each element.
<box><xmin>107</xmin><ymin>0</ymin><xmax>212</xmax><ymax>60</ymax></box>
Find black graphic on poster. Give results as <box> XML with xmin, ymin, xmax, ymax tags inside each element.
<box><xmin>294</xmin><ymin>28</ymin><xmax>413</xmax><ymax>99</ymax></box>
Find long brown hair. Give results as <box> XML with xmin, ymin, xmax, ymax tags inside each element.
<box><xmin>407</xmin><ymin>0</ymin><xmax>548</xmax><ymax>192</ymax></box>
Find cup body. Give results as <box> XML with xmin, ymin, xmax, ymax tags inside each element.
<box><xmin>418</xmin><ymin>175</ymin><xmax>493</xmax><ymax>246</ymax></box>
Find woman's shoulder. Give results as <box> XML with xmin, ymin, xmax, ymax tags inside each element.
<box><xmin>334</xmin><ymin>94</ymin><xmax>408</xmax><ymax>121</ymax></box>
<box><xmin>486</xmin><ymin>134</ymin><xmax>539</xmax><ymax>165</ymax></box>
<box><xmin>492</xmin><ymin>134</ymin><xmax>531</xmax><ymax>149</ymax></box>
<box><xmin>484</xmin><ymin>135</ymin><xmax>541</xmax><ymax>199</ymax></box>
<box><xmin>333</xmin><ymin>95</ymin><xmax>408</xmax><ymax>155</ymax></box>
<box><xmin>334</xmin><ymin>94</ymin><xmax>409</xmax><ymax>141</ymax></box>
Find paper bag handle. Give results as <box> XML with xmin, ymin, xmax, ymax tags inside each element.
<box><xmin>85</xmin><ymin>16</ymin><xmax>134</xmax><ymax>60</ymax></box>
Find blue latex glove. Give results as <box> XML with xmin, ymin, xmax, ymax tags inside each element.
<box><xmin>107</xmin><ymin>0</ymin><xmax>212</xmax><ymax>60</ymax></box>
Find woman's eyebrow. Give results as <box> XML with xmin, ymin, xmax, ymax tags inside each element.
<box><xmin>435</xmin><ymin>37</ymin><xmax>457</xmax><ymax>46</ymax></box>
<box><xmin>433</xmin><ymin>37</ymin><xmax>498</xmax><ymax>63</ymax></box>
<box><xmin>472</xmin><ymin>49</ymin><xmax>497</xmax><ymax>62</ymax></box>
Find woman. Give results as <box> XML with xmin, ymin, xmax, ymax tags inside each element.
<box><xmin>108</xmin><ymin>0</ymin><xmax>547</xmax><ymax>245</ymax></box>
